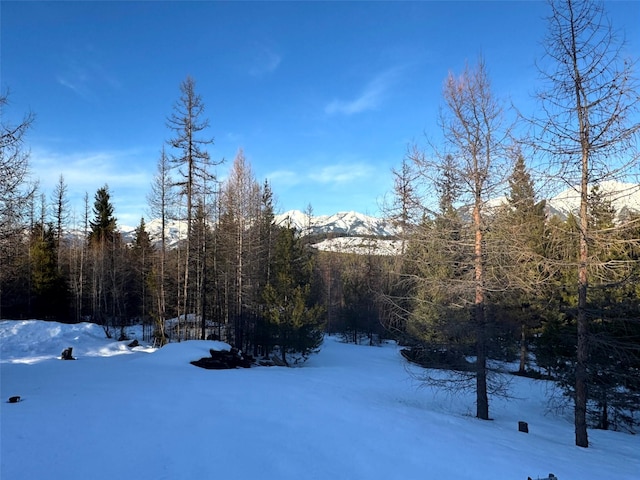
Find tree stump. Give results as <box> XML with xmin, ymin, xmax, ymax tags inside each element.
<box><xmin>190</xmin><ymin>347</ymin><xmax>254</xmax><ymax>369</ymax></box>
<box><xmin>518</xmin><ymin>421</ymin><xmax>529</xmax><ymax>433</ymax></box>
<box><xmin>61</xmin><ymin>347</ymin><xmax>75</xmax><ymax>360</ymax></box>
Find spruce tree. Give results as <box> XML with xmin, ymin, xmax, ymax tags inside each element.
<box><xmin>263</xmin><ymin>225</ymin><xmax>324</xmax><ymax>365</ymax></box>
<box><xmin>500</xmin><ymin>154</ymin><xmax>547</xmax><ymax>373</ymax></box>
<box><xmin>88</xmin><ymin>186</ymin><xmax>117</xmax><ymax>246</ymax></box>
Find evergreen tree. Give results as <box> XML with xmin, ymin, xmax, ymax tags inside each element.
<box><xmin>29</xmin><ymin>222</ymin><xmax>68</xmax><ymax>319</ymax></box>
<box><xmin>87</xmin><ymin>185</ymin><xmax>121</xmax><ymax>331</ymax></box>
<box><xmin>131</xmin><ymin>218</ymin><xmax>154</xmax><ymax>333</ymax></box>
<box><xmin>88</xmin><ymin>186</ymin><xmax>117</xmax><ymax>246</ymax></box>
<box><xmin>263</xmin><ymin>225</ymin><xmax>324</xmax><ymax>365</ymax></box>
<box><xmin>498</xmin><ymin>153</ymin><xmax>548</xmax><ymax>373</ymax></box>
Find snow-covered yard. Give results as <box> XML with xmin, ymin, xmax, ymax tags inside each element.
<box><xmin>1</xmin><ymin>320</ymin><xmax>638</xmax><ymax>480</ymax></box>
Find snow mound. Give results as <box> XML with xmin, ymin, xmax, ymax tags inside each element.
<box><xmin>135</xmin><ymin>339</ymin><xmax>231</xmax><ymax>366</ymax></box>
<box><xmin>0</xmin><ymin>320</ymin><xmax>154</xmax><ymax>364</ymax></box>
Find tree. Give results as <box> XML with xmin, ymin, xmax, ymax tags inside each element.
<box><xmin>535</xmin><ymin>0</ymin><xmax>640</xmax><ymax>447</ymax></box>
<box><xmin>0</xmin><ymin>92</ymin><xmax>35</xmax><ymax>318</ymax></box>
<box><xmin>166</xmin><ymin>76</ymin><xmax>216</xmax><ymax>340</ymax></box>
<box><xmin>147</xmin><ymin>146</ymin><xmax>174</xmax><ymax>343</ymax></box>
<box><xmin>131</xmin><ymin>217</ymin><xmax>154</xmax><ymax>334</ymax></box>
<box><xmin>218</xmin><ymin>149</ymin><xmax>262</xmax><ymax>349</ymax></box>
<box><xmin>88</xmin><ymin>185</ymin><xmax>117</xmax><ymax>246</ymax></box>
<box><xmin>28</xmin><ymin>221</ymin><xmax>69</xmax><ymax>319</ymax></box>
<box><xmin>87</xmin><ymin>185</ymin><xmax>121</xmax><ymax>331</ymax></box>
<box><xmin>51</xmin><ymin>174</ymin><xmax>69</xmax><ymax>273</ymax></box>
<box><xmin>498</xmin><ymin>153</ymin><xmax>548</xmax><ymax>374</ymax></box>
<box><xmin>263</xmin><ymin>225</ymin><xmax>324</xmax><ymax>366</ymax></box>
<box><xmin>420</xmin><ymin>58</ymin><xmax>512</xmax><ymax>420</ymax></box>
<box><xmin>0</xmin><ymin>92</ymin><xmax>34</xmax><ymax>243</ymax></box>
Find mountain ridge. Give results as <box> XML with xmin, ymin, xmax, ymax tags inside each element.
<box><xmin>114</xmin><ymin>181</ymin><xmax>640</xmax><ymax>251</ymax></box>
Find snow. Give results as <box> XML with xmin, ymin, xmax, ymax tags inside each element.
<box><xmin>1</xmin><ymin>320</ymin><xmax>638</xmax><ymax>480</ymax></box>
<box><xmin>275</xmin><ymin>209</ymin><xmax>396</xmax><ymax>237</ymax></box>
<box><xmin>548</xmin><ymin>181</ymin><xmax>640</xmax><ymax>219</ymax></box>
<box><xmin>312</xmin><ymin>236</ymin><xmax>402</xmax><ymax>256</ymax></box>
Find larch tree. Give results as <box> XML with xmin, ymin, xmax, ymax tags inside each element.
<box><xmin>147</xmin><ymin>146</ymin><xmax>174</xmax><ymax>343</ymax></box>
<box><xmin>166</xmin><ymin>76</ymin><xmax>217</xmax><ymax>339</ymax></box>
<box><xmin>441</xmin><ymin>58</ymin><xmax>512</xmax><ymax>420</ymax></box>
<box><xmin>0</xmin><ymin>92</ymin><xmax>35</xmax><ymax>318</ymax></box>
<box><xmin>534</xmin><ymin>0</ymin><xmax>640</xmax><ymax>447</ymax></box>
<box><xmin>218</xmin><ymin>149</ymin><xmax>262</xmax><ymax>349</ymax></box>
<box><xmin>405</xmin><ymin>58</ymin><xmax>513</xmax><ymax>420</ymax></box>
<box><xmin>51</xmin><ymin>174</ymin><xmax>69</xmax><ymax>274</ymax></box>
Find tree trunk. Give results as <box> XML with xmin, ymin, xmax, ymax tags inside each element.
<box><xmin>474</xmin><ymin>202</ymin><xmax>489</xmax><ymax>420</ymax></box>
<box><xmin>519</xmin><ymin>322</ymin><xmax>527</xmax><ymax>374</ymax></box>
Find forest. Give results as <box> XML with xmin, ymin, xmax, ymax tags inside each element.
<box><xmin>0</xmin><ymin>0</ymin><xmax>639</xmax><ymax>449</ymax></box>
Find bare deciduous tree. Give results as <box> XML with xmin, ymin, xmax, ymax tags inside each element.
<box><xmin>166</xmin><ymin>76</ymin><xmax>217</xmax><ymax>339</ymax></box>
<box><xmin>147</xmin><ymin>146</ymin><xmax>174</xmax><ymax>344</ymax></box>
<box><xmin>534</xmin><ymin>0</ymin><xmax>640</xmax><ymax>448</ymax></box>
<box><xmin>400</xmin><ymin>58</ymin><xmax>514</xmax><ymax>421</ymax></box>
<box><xmin>51</xmin><ymin>174</ymin><xmax>69</xmax><ymax>274</ymax></box>
<box><xmin>0</xmin><ymin>92</ymin><xmax>35</xmax><ymax>318</ymax></box>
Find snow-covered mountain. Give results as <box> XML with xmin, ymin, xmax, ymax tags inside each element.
<box><xmin>274</xmin><ymin>210</ymin><xmax>396</xmax><ymax>237</ymax></box>
<box><xmin>119</xmin><ymin>218</ymin><xmax>188</xmax><ymax>248</ymax></box>
<box><xmin>546</xmin><ymin>180</ymin><xmax>640</xmax><ymax>220</ymax></box>
<box><xmin>118</xmin><ymin>211</ymin><xmax>396</xmax><ymax>248</ymax></box>
<box><xmin>114</xmin><ymin>181</ymin><xmax>639</xmax><ymax>254</ymax></box>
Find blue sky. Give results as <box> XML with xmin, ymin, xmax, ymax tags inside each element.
<box><xmin>2</xmin><ymin>1</ymin><xmax>639</xmax><ymax>227</ymax></box>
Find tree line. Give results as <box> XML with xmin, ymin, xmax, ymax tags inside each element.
<box><xmin>0</xmin><ymin>0</ymin><xmax>638</xmax><ymax>448</ymax></box>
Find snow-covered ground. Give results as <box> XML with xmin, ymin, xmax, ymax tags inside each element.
<box><xmin>1</xmin><ymin>320</ymin><xmax>638</xmax><ymax>480</ymax></box>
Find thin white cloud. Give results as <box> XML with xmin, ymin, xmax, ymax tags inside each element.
<box><xmin>249</xmin><ymin>46</ymin><xmax>282</xmax><ymax>77</ymax></box>
<box><xmin>30</xmin><ymin>147</ymin><xmax>150</xmax><ymax>227</ymax></box>
<box><xmin>265</xmin><ymin>169</ymin><xmax>300</xmax><ymax>187</ymax></box>
<box><xmin>308</xmin><ymin>163</ymin><xmax>375</xmax><ymax>184</ymax></box>
<box><xmin>32</xmin><ymin>148</ymin><xmax>147</xmax><ymax>190</ymax></box>
<box><xmin>325</xmin><ymin>68</ymin><xmax>400</xmax><ymax>116</ymax></box>
<box><xmin>266</xmin><ymin>162</ymin><xmax>374</xmax><ymax>189</ymax></box>
<box><xmin>56</xmin><ymin>49</ymin><xmax>121</xmax><ymax>99</ymax></box>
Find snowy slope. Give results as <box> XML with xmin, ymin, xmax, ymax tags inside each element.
<box><xmin>547</xmin><ymin>181</ymin><xmax>640</xmax><ymax>220</ymax></box>
<box><xmin>117</xmin><ymin>211</ymin><xmax>396</xmax><ymax>249</ymax></box>
<box><xmin>274</xmin><ymin>210</ymin><xmax>396</xmax><ymax>237</ymax></box>
<box><xmin>312</xmin><ymin>236</ymin><xmax>402</xmax><ymax>256</ymax></box>
<box><xmin>1</xmin><ymin>320</ymin><xmax>638</xmax><ymax>480</ymax></box>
